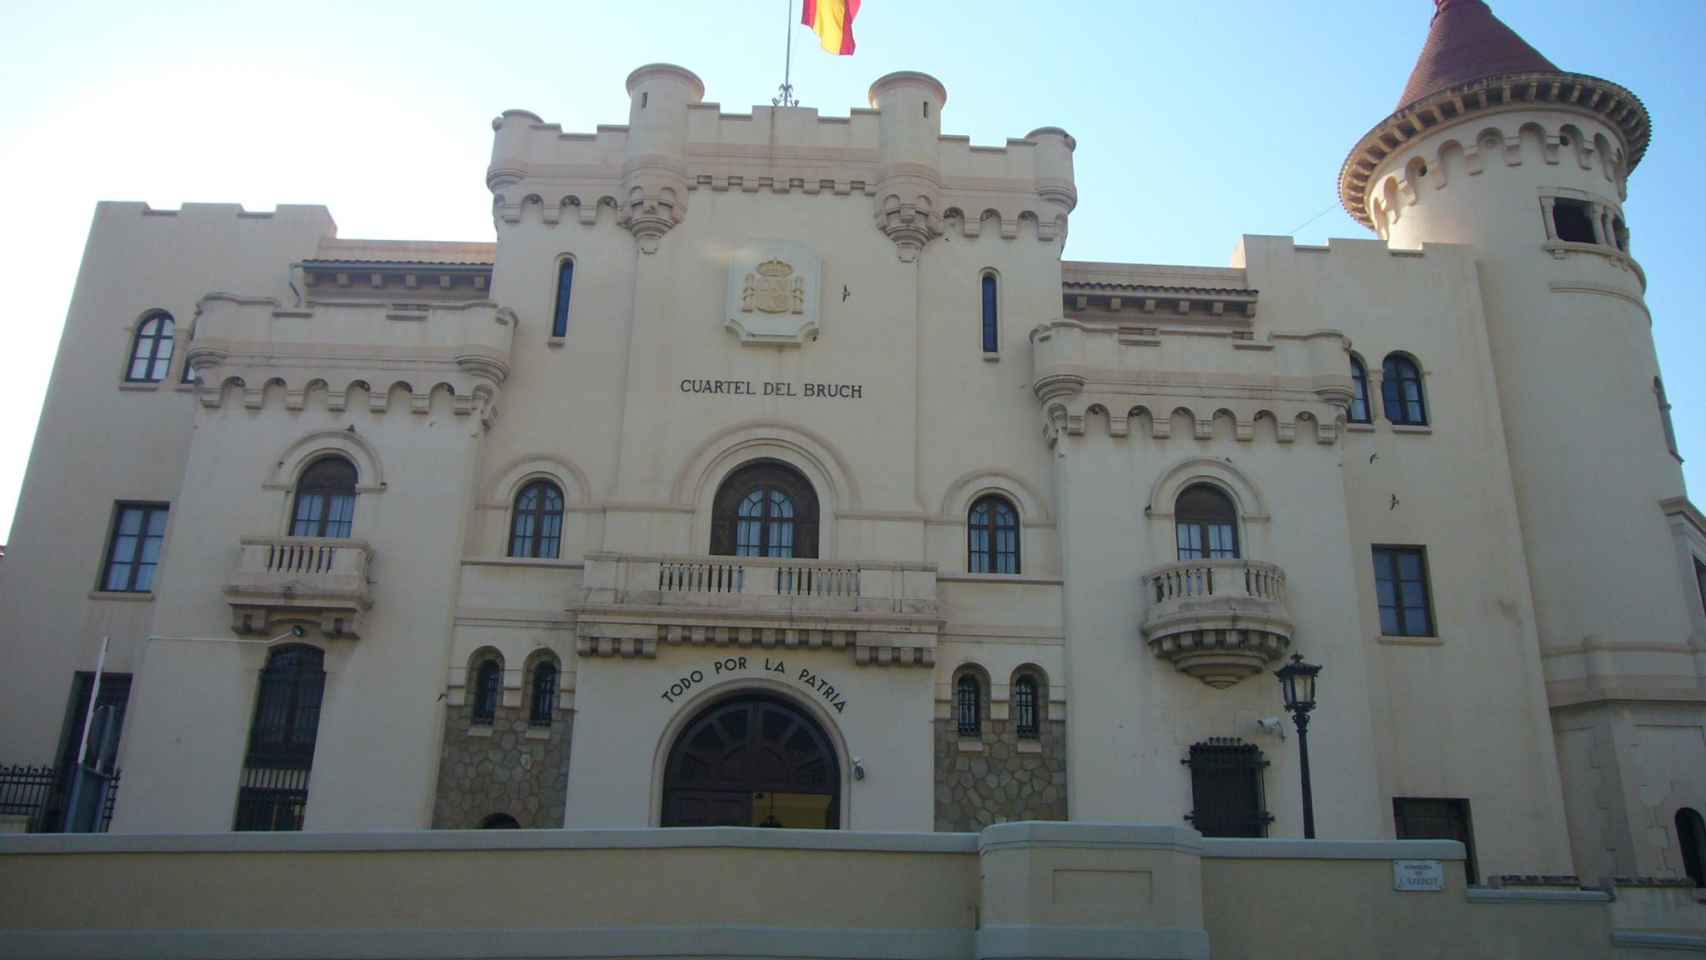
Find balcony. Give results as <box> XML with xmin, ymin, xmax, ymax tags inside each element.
<box><xmin>1141</xmin><ymin>560</ymin><xmax>1293</xmax><ymax>688</ymax></box>
<box><xmin>574</xmin><ymin>553</ymin><xmax>941</xmax><ymax>666</ymax></box>
<box><xmin>225</xmin><ymin>537</ymin><xmax>373</xmax><ymax>639</ymax></box>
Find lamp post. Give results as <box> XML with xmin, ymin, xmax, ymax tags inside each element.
<box><xmin>1275</xmin><ymin>653</ymin><xmax>1322</xmax><ymax>839</ymax></box>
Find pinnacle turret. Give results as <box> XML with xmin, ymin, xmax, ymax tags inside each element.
<box><xmin>1396</xmin><ymin>0</ymin><xmax>1558</xmax><ymax>109</ymax></box>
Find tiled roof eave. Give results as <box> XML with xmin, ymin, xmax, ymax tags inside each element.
<box><xmin>1336</xmin><ymin>70</ymin><xmax>1651</xmax><ymax>230</ymax></box>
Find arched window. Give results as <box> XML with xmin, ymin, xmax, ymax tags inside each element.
<box><xmin>290</xmin><ymin>457</ymin><xmax>357</xmax><ymax>538</ymax></box>
<box><xmin>480</xmin><ymin>812</ymin><xmax>520</xmax><ymax>829</ymax></box>
<box><xmin>1349</xmin><ymin>354</ymin><xmax>1372</xmax><ymax>424</ymax></box>
<box><xmin>710</xmin><ymin>461</ymin><xmax>819</xmax><ymax>559</ymax></box>
<box><xmin>1381</xmin><ymin>354</ymin><xmax>1428</xmax><ymax>426</ymax></box>
<box><xmin>472</xmin><ymin>658</ymin><xmax>502</xmax><ymax>725</ymax></box>
<box><xmin>509</xmin><ymin>480</ymin><xmax>564</xmax><ymax>558</ymax></box>
<box><xmin>1175</xmin><ymin>484</ymin><xmax>1239</xmax><ymax>560</ymax></box>
<box><xmin>981</xmin><ymin>273</ymin><xmax>998</xmax><ymax>353</ymax></box>
<box><xmin>968</xmin><ymin>495</ymin><xmax>1020</xmax><ymax>574</ymax></box>
<box><xmin>551</xmin><ymin>258</ymin><xmax>574</xmax><ymax>338</ymax></box>
<box><xmin>1013</xmin><ymin>674</ymin><xmax>1039</xmax><ymax>739</ymax></box>
<box><xmin>1678</xmin><ymin>807</ymin><xmax>1706</xmax><ymax>888</ymax></box>
<box><xmin>529</xmin><ymin>660</ymin><xmax>558</xmax><ymax>728</ymax></box>
<box><xmin>235</xmin><ymin>644</ymin><xmax>325</xmax><ymax>832</ymax></box>
<box><xmin>956</xmin><ymin>674</ymin><xmax>981</xmax><ymax>737</ymax></box>
<box><xmin>126</xmin><ymin>311</ymin><xmax>175</xmax><ymax>383</ymax></box>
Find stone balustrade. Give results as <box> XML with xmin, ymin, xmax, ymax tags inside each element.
<box><xmin>1141</xmin><ymin>559</ymin><xmax>1294</xmax><ymax>688</ymax></box>
<box><xmin>224</xmin><ymin>536</ymin><xmax>373</xmax><ymax>639</ymax></box>
<box><xmin>575</xmin><ymin>552</ymin><xmax>941</xmax><ymax>666</ymax></box>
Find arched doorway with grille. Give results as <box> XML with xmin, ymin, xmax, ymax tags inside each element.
<box><xmin>660</xmin><ymin>691</ymin><xmax>841</xmax><ymax>829</ymax></box>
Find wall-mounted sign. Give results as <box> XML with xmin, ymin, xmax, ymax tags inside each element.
<box><xmin>678</xmin><ymin>379</ymin><xmax>864</xmax><ymax>399</ymax></box>
<box><xmin>658</xmin><ymin>656</ymin><xmax>850</xmax><ymax>714</ymax></box>
<box><xmin>1392</xmin><ymin>859</ymin><xmax>1445</xmax><ymax>892</ymax></box>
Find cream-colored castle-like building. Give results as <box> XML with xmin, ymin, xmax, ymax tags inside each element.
<box><xmin>1</xmin><ymin>2</ymin><xmax>1704</xmax><ymax>955</ymax></box>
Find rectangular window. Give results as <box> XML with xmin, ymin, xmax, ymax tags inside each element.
<box><xmin>99</xmin><ymin>503</ymin><xmax>169</xmax><ymax>593</ymax></box>
<box><xmin>1394</xmin><ymin>797</ymin><xmax>1478</xmax><ymax>885</ymax></box>
<box><xmin>1373</xmin><ymin>545</ymin><xmax>1434</xmax><ymax>636</ymax></box>
<box><xmin>552</xmin><ymin>259</ymin><xmax>574</xmax><ymax>338</ymax></box>
<box><xmin>1183</xmin><ymin>738</ymin><xmax>1272</xmax><ymax>838</ymax></box>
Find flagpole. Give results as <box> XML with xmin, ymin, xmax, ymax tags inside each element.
<box><xmin>774</xmin><ymin>0</ymin><xmax>798</xmax><ymax>107</ymax></box>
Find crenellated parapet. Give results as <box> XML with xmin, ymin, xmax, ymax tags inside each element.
<box><xmin>486</xmin><ymin>66</ymin><xmax>1076</xmax><ymax>259</ymax></box>
<box><xmin>185</xmin><ymin>293</ymin><xmax>514</xmax><ymax>427</ymax></box>
<box><xmin>1029</xmin><ymin>319</ymin><xmax>1352</xmax><ymax>447</ymax></box>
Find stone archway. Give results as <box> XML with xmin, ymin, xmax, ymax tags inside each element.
<box><xmin>661</xmin><ymin>692</ymin><xmax>840</xmax><ymax>829</ymax></box>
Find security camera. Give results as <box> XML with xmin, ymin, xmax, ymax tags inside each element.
<box><xmin>852</xmin><ymin>757</ymin><xmax>866</xmax><ymax>781</ymax></box>
<box><xmin>1256</xmin><ymin>717</ymin><xmax>1287</xmax><ymax>740</ymax></box>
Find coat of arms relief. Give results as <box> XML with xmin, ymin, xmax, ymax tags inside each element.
<box><xmin>725</xmin><ymin>240</ymin><xmax>822</xmax><ymax>346</ymax></box>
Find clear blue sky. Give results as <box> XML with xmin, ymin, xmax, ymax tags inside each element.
<box><xmin>0</xmin><ymin>0</ymin><xmax>1701</xmax><ymax>539</ymax></box>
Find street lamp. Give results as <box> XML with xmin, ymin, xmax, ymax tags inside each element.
<box><xmin>1275</xmin><ymin>653</ymin><xmax>1322</xmax><ymax>839</ymax></box>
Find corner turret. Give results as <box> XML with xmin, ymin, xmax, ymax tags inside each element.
<box><xmin>621</xmin><ymin>63</ymin><xmax>704</xmax><ymax>252</ymax></box>
<box><xmin>868</xmin><ymin>71</ymin><xmax>947</xmax><ymax>261</ymax></box>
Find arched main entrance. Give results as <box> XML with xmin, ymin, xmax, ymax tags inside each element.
<box><xmin>661</xmin><ymin>693</ymin><xmax>840</xmax><ymax>829</ymax></box>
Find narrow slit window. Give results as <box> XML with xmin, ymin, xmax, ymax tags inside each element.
<box><xmin>981</xmin><ymin>273</ymin><xmax>998</xmax><ymax>353</ymax></box>
<box><xmin>552</xmin><ymin>259</ymin><xmax>574</xmax><ymax>338</ymax></box>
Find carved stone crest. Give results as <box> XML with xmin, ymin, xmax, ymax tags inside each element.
<box><xmin>725</xmin><ymin>241</ymin><xmax>821</xmax><ymax>346</ymax></box>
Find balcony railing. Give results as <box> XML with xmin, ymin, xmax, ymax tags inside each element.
<box><xmin>225</xmin><ymin>536</ymin><xmax>373</xmax><ymax>639</ymax></box>
<box><xmin>575</xmin><ymin>552</ymin><xmax>941</xmax><ymax>665</ymax></box>
<box><xmin>1141</xmin><ymin>559</ymin><xmax>1294</xmax><ymax>689</ymax></box>
<box><xmin>582</xmin><ymin>552</ymin><xmax>935</xmax><ymax>614</ymax></box>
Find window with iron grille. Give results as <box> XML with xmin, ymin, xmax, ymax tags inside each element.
<box><xmin>529</xmin><ymin>661</ymin><xmax>558</xmax><ymax>728</ymax></box>
<box><xmin>1182</xmin><ymin>738</ymin><xmax>1271</xmax><ymax>838</ymax></box>
<box><xmin>472</xmin><ymin>658</ymin><xmax>502</xmax><ymax>724</ymax></box>
<box><xmin>955</xmin><ymin>674</ymin><xmax>981</xmax><ymax>737</ymax></box>
<box><xmin>1013</xmin><ymin>675</ymin><xmax>1039</xmax><ymax>739</ymax></box>
<box><xmin>1394</xmin><ymin>797</ymin><xmax>1478</xmax><ymax>885</ymax></box>
<box><xmin>235</xmin><ymin>645</ymin><xmax>325</xmax><ymax>832</ymax></box>
<box><xmin>99</xmin><ymin>503</ymin><xmax>168</xmax><ymax>593</ymax></box>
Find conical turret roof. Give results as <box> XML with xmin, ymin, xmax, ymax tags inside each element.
<box><xmin>1338</xmin><ymin>0</ymin><xmax>1650</xmax><ymax>230</ymax></box>
<box><xmin>1397</xmin><ymin>0</ymin><xmax>1558</xmax><ymax>109</ymax></box>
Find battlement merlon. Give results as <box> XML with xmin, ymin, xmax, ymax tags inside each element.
<box><xmin>486</xmin><ymin>65</ymin><xmax>1075</xmax><ymax>249</ymax></box>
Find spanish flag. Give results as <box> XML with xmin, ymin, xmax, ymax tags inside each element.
<box><xmin>801</xmin><ymin>0</ymin><xmax>860</xmax><ymax>55</ymax></box>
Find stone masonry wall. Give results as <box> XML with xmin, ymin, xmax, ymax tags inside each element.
<box><xmin>432</xmin><ymin>705</ymin><xmax>570</xmax><ymax>828</ymax></box>
<box><xmin>934</xmin><ymin>716</ymin><xmax>1067</xmax><ymax>830</ymax></box>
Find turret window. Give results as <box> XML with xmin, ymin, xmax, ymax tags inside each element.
<box><xmin>1381</xmin><ymin>354</ymin><xmax>1428</xmax><ymax>426</ymax></box>
<box><xmin>1551</xmin><ymin>198</ymin><xmax>1596</xmax><ymax>244</ymax></box>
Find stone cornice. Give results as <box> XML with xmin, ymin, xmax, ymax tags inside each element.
<box><xmin>1340</xmin><ymin>70</ymin><xmax>1651</xmax><ymax>229</ymax></box>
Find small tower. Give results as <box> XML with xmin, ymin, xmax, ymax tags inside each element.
<box><xmin>868</xmin><ymin>71</ymin><xmax>947</xmax><ymax>261</ymax></box>
<box><xmin>1341</xmin><ymin>1</ymin><xmax>1701</xmax><ymax>882</ymax></box>
<box><xmin>621</xmin><ymin>63</ymin><xmax>704</xmax><ymax>252</ymax></box>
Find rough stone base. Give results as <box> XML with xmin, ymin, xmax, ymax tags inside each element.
<box><xmin>934</xmin><ymin>718</ymin><xmax>1066</xmax><ymax>830</ymax></box>
<box><xmin>431</xmin><ymin>706</ymin><xmax>570</xmax><ymax>828</ymax></box>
